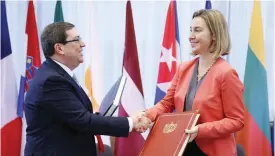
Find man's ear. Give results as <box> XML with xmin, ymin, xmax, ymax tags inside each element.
<box><xmin>54</xmin><ymin>43</ymin><xmax>65</xmax><ymax>55</ymax></box>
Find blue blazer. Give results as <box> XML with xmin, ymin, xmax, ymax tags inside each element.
<box><xmin>24</xmin><ymin>59</ymin><xmax>129</xmax><ymax>156</ymax></box>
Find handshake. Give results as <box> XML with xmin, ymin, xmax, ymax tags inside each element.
<box><xmin>130</xmin><ymin>111</ymin><xmax>153</xmax><ymax>133</ymax></box>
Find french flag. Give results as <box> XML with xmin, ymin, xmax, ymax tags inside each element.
<box><xmin>1</xmin><ymin>1</ymin><xmax>23</xmax><ymax>155</ymax></box>
<box><xmin>154</xmin><ymin>0</ymin><xmax>181</xmax><ymax>105</ymax></box>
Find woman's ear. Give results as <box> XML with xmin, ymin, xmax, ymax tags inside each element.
<box><xmin>212</xmin><ymin>35</ymin><xmax>216</xmax><ymax>41</ymax></box>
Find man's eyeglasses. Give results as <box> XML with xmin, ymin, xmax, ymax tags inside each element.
<box><xmin>63</xmin><ymin>37</ymin><xmax>82</xmax><ymax>44</ymax></box>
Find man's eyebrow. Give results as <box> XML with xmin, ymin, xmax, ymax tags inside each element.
<box><xmin>73</xmin><ymin>36</ymin><xmax>80</xmax><ymax>39</ymax></box>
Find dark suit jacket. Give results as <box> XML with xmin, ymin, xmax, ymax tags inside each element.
<box><xmin>24</xmin><ymin>59</ymin><xmax>129</xmax><ymax>156</ymax></box>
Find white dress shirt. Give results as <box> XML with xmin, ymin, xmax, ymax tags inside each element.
<box><xmin>53</xmin><ymin>59</ymin><xmax>133</xmax><ymax>132</ymax></box>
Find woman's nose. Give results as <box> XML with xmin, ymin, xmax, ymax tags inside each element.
<box><xmin>189</xmin><ymin>33</ymin><xmax>195</xmax><ymax>41</ymax></box>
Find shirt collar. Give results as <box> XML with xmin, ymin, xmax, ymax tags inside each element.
<box><xmin>52</xmin><ymin>59</ymin><xmax>74</xmax><ymax>77</ymax></box>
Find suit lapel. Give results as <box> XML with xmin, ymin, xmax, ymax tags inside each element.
<box><xmin>45</xmin><ymin>59</ymin><xmax>93</xmax><ymax>112</ymax></box>
<box><xmin>179</xmin><ymin>58</ymin><xmax>198</xmax><ymax>111</ymax></box>
<box><xmin>68</xmin><ymin>75</ymin><xmax>93</xmax><ymax>111</ymax></box>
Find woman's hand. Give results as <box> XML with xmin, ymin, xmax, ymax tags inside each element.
<box><xmin>185</xmin><ymin>125</ymin><xmax>199</xmax><ymax>142</ymax></box>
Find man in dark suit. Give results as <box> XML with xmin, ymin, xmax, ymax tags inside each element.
<box><xmin>24</xmin><ymin>22</ymin><xmax>150</xmax><ymax>156</ymax></box>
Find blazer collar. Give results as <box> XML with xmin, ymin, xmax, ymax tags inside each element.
<box><xmin>181</xmin><ymin>57</ymin><xmax>223</xmax><ymax>111</ymax></box>
<box><xmin>192</xmin><ymin>57</ymin><xmax>223</xmax><ymax>104</ymax></box>
<box><xmin>45</xmin><ymin>58</ymin><xmax>93</xmax><ymax>111</ymax></box>
<box><xmin>45</xmin><ymin>58</ymin><xmax>72</xmax><ymax>78</ymax></box>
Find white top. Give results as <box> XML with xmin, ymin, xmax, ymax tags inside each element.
<box><xmin>53</xmin><ymin>60</ymin><xmax>74</xmax><ymax>77</ymax></box>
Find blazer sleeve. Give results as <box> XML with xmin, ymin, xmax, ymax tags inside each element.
<box><xmin>197</xmin><ymin>69</ymin><xmax>245</xmax><ymax>139</ymax></box>
<box><xmin>42</xmin><ymin>76</ymin><xmax>129</xmax><ymax>137</ymax></box>
<box><xmin>146</xmin><ymin>64</ymin><xmax>183</xmax><ymax>121</ymax></box>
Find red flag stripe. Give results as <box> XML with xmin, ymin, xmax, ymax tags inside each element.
<box><xmin>1</xmin><ymin>118</ymin><xmax>23</xmax><ymax>156</ymax></box>
<box><xmin>26</xmin><ymin>0</ymin><xmax>41</xmax><ymax>67</ymax></box>
<box><xmin>114</xmin><ymin>105</ymin><xmax>145</xmax><ymax>156</ymax></box>
<box><xmin>156</xmin><ymin>1</ymin><xmax>178</xmax><ymax>84</ymax></box>
<box><xmin>162</xmin><ymin>1</ymin><xmax>176</xmax><ymax>57</ymax></box>
<box><xmin>122</xmin><ymin>1</ymin><xmax>143</xmax><ymax>96</ymax></box>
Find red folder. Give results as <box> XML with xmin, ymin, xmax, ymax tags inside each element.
<box><xmin>139</xmin><ymin>110</ymin><xmax>200</xmax><ymax>156</ymax></box>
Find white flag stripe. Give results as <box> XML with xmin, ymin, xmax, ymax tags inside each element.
<box><xmin>157</xmin><ymin>82</ymin><xmax>172</xmax><ymax>93</ymax></box>
<box><xmin>122</xmin><ymin>68</ymin><xmax>149</xmax><ymax>140</ymax></box>
<box><xmin>1</xmin><ymin>55</ymin><xmax>18</xmax><ymax>128</ymax></box>
<box><xmin>121</xmin><ymin>67</ymin><xmax>146</xmax><ymax>117</ymax></box>
<box><xmin>82</xmin><ymin>2</ymin><xmax>104</xmax><ymax>104</ymax></box>
<box><xmin>80</xmin><ymin>1</ymin><xmax>108</xmax><ymax>145</ymax></box>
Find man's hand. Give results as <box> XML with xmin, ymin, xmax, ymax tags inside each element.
<box><xmin>185</xmin><ymin>125</ymin><xmax>199</xmax><ymax>143</ymax></box>
<box><xmin>131</xmin><ymin>111</ymin><xmax>152</xmax><ymax>133</ymax></box>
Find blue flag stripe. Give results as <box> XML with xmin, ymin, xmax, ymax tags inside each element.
<box><xmin>174</xmin><ymin>1</ymin><xmax>180</xmax><ymax>45</ymax></box>
<box><xmin>272</xmin><ymin>120</ymin><xmax>274</xmax><ymax>153</ymax></box>
<box><xmin>205</xmin><ymin>0</ymin><xmax>212</xmax><ymax>9</ymax></box>
<box><xmin>154</xmin><ymin>86</ymin><xmax>166</xmax><ymax>104</ymax></box>
<box><xmin>1</xmin><ymin>1</ymin><xmax>12</xmax><ymax>60</ymax></box>
<box><xmin>17</xmin><ymin>76</ymin><xmax>25</xmax><ymax>118</ymax></box>
<box><xmin>174</xmin><ymin>0</ymin><xmax>182</xmax><ymax>63</ymax></box>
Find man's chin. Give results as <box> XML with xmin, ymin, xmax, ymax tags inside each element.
<box><xmin>78</xmin><ymin>58</ymin><xmax>84</xmax><ymax>63</ymax></box>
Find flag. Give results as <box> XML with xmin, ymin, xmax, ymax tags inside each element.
<box><xmin>18</xmin><ymin>0</ymin><xmax>42</xmax><ymax>155</ymax></box>
<box><xmin>1</xmin><ymin>1</ymin><xmax>23</xmax><ymax>156</ymax></box>
<box><xmin>154</xmin><ymin>0</ymin><xmax>180</xmax><ymax>105</ymax></box>
<box><xmin>236</xmin><ymin>1</ymin><xmax>272</xmax><ymax>156</ymax></box>
<box><xmin>81</xmin><ymin>1</ymin><xmax>106</xmax><ymax>153</ymax></box>
<box><xmin>273</xmin><ymin>119</ymin><xmax>275</xmax><ymax>154</ymax></box>
<box><xmin>205</xmin><ymin>0</ymin><xmax>212</xmax><ymax>9</ymax></box>
<box><xmin>83</xmin><ymin>18</ymin><xmax>104</xmax><ymax>113</ymax></box>
<box><xmin>54</xmin><ymin>0</ymin><xmax>64</xmax><ymax>22</ymax></box>
<box><xmin>114</xmin><ymin>1</ymin><xmax>146</xmax><ymax>155</ymax></box>
<box><xmin>18</xmin><ymin>0</ymin><xmax>41</xmax><ymax>117</ymax></box>
<box><xmin>18</xmin><ymin>0</ymin><xmax>41</xmax><ymax>121</ymax></box>
<box><xmin>25</xmin><ymin>0</ymin><xmax>41</xmax><ymax>91</ymax></box>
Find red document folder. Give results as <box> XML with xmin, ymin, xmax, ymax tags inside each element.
<box><xmin>139</xmin><ymin>110</ymin><xmax>200</xmax><ymax>156</ymax></box>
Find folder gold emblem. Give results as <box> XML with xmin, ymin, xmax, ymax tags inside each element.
<box><xmin>163</xmin><ymin>122</ymin><xmax>177</xmax><ymax>134</ymax></box>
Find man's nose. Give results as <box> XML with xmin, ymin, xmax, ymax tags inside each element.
<box><xmin>80</xmin><ymin>40</ymin><xmax>86</xmax><ymax>47</ymax></box>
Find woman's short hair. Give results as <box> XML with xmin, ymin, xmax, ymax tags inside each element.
<box><xmin>192</xmin><ymin>9</ymin><xmax>231</xmax><ymax>58</ymax></box>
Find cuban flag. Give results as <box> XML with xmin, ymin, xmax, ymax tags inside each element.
<box><xmin>154</xmin><ymin>0</ymin><xmax>181</xmax><ymax>104</ymax></box>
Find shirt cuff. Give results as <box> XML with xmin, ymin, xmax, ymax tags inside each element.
<box><xmin>127</xmin><ymin>117</ymin><xmax>133</xmax><ymax>132</ymax></box>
